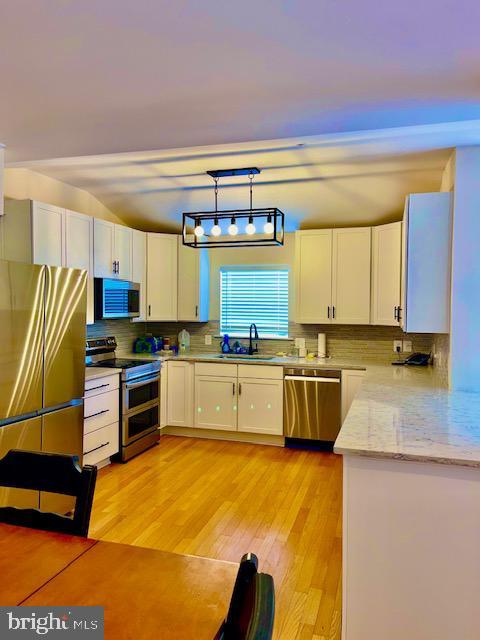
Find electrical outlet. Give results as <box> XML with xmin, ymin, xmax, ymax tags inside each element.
<box><xmin>295</xmin><ymin>337</ymin><xmax>306</xmax><ymax>348</ymax></box>
<box><xmin>204</xmin><ymin>334</ymin><xmax>212</xmax><ymax>346</ymax></box>
<box><xmin>393</xmin><ymin>340</ymin><xmax>403</xmax><ymax>353</ymax></box>
<box><xmin>403</xmin><ymin>340</ymin><xmax>412</xmax><ymax>353</ymax></box>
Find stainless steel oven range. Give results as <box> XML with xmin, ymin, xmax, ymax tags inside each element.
<box><xmin>86</xmin><ymin>336</ymin><xmax>160</xmax><ymax>461</ymax></box>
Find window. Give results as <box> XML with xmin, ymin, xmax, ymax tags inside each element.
<box><xmin>220</xmin><ymin>267</ymin><xmax>289</xmax><ymax>338</ymax></box>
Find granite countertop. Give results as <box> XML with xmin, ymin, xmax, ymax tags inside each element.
<box><xmin>334</xmin><ymin>364</ymin><xmax>480</xmax><ymax>469</ymax></box>
<box><xmin>121</xmin><ymin>350</ymin><xmax>480</xmax><ymax>468</ymax></box>
<box><xmin>121</xmin><ymin>351</ymin><xmax>367</xmax><ymax>370</ymax></box>
<box><xmin>85</xmin><ymin>366</ymin><xmax>122</xmax><ymax>382</ymax></box>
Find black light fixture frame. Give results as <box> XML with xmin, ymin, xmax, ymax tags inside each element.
<box><xmin>182</xmin><ymin>208</ymin><xmax>285</xmax><ymax>248</ymax></box>
<box><xmin>182</xmin><ymin>167</ymin><xmax>284</xmax><ymax>248</ymax></box>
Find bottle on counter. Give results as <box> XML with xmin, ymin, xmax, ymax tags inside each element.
<box><xmin>178</xmin><ymin>329</ymin><xmax>191</xmax><ymax>354</ymax></box>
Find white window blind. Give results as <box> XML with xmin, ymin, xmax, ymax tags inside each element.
<box><xmin>220</xmin><ymin>268</ymin><xmax>289</xmax><ymax>338</ymax></box>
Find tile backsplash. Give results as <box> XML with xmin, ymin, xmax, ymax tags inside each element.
<box><xmin>87</xmin><ymin>319</ymin><xmax>439</xmax><ymax>365</ymax></box>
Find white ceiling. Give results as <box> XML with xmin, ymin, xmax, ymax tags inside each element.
<box><xmin>11</xmin><ymin>123</ymin><xmax>467</xmax><ymax>232</ymax></box>
<box><xmin>1</xmin><ymin>0</ymin><xmax>480</xmax><ymax>163</ymax></box>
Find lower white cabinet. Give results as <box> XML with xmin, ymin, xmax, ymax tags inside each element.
<box><xmin>341</xmin><ymin>369</ymin><xmax>366</xmax><ymax>423</ymax></box>
<box><xmin>237</xmin><ymin>378</ymin><xmax>283</xmax><ymax>435</ymax></box>
<box><xmin>194</xmin><ymin>375</ymin><xmax>238</xmax><ymax>431</ymax></box>
<box><xmin>84</xmin><ymin>373</ymin><xmax>120</xmax><ymax>466</ymax></box>
<box><xmin>166</xmin><ymin>361</ymin><xmax>194</xmax><ymax>427</ymax></box>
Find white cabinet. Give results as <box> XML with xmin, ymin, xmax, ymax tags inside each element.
<box><xmin>295</xmin><ymin>228</ymin><xmax>371</xmax><ymax>325</ymax></box>
<box><xmin>371</xmin><ymin>222</ymin><xmax>402</xmax><ymax>326</ymax></box>
<box><xmin>237</xmin><ymin>378</ymin><xmax>283</xmax><ymax>435</ymax></box>
<box><xmin>64</xmin><ymin>210</ymin><xmax>94</xmax><ymax>325</ymax></box>
<box><xmin>177</xmin><ymin>238</ymin><xmax>209</xmax><ymax>322</ymax></box>
<box><xmin>401</xmin><ymin>193</ymin><xmax>452</xmax><ymax>333</ymax></box>
<box><xmin>93</xmin><ymin>219</ymin><xmax>115</xmax><ymax>278</ymax></box>
<box><xmin>83</xmin><ymin>372</ymin><xmax>120</xmax><ymax>467</ymax></box>
<box><xmin>295</xmin><ymin>230</ymin><xmax>332</xmax><ymax>323</ymax></box>
<box><xmin>194</xmin><ymin>375</ymin><xmax>238</xmax><ymax>431</ymax></box>
<box><xmin>146</xmin><ymin>233</ymin><xmax>178</xmax><ymax>321</ymax></box>
<box><xmin>131</xmin><ymin>229</ymin><xmax>147</xmax><ymax>321</ymax></box>
<box><xmin>166</xmin><ymin>360</ymin><xmax>194</xmax><ymax>427</ymax></box>
<box><xmin>341</xmin><ymin>369</ymin><xmax>366</xmax><ymax>423</ymax></box>
<box><xmin>114</xmin><ymin>224</ymin><xmax>132</xmax><ymax>280</ymax></box>
<box><xmin>332</xmin><ymin>227</ymin><xmax>371</xmax><ymax>325</ymax></box>
<box><xmin>93</xmin><ymin>219</ymin><xmax>132</xmax><ymax>280</ymax></box>
<box><xmin>31</xmin><ymin>201</ymin><xmax>64</xmax><ymax>267</ymax></box>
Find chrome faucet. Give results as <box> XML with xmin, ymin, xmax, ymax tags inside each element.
<box><xmin>248</xmin><ymin>323</ymin><xmax>259</xmax><ymax>355</ymax></box>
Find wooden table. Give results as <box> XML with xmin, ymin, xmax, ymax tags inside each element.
<box><xmin>0</xmin><ymin>524</ymin><xmax>237</xmax><ymax>639</ymax></box>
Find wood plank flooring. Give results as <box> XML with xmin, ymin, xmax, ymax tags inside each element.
<box><xmin>89</xmin><ymin>435</ymin><xmax>343</xmax><ymax>640</ymax></box>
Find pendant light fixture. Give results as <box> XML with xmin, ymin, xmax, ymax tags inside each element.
<box><xmin>182</xmin><ymin>167</ymin><xmax>284</xmax><ymax>248</ymax></box>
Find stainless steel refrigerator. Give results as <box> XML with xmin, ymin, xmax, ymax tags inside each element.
<box><xmin>0</xmin><ymin>259</ymin><xmax>86</xmax><ymax>513</ymax></box>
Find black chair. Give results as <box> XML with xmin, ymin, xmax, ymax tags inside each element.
<box><xmin>215</xmin><ymin>553</ymin><xmax>275</xmax><ymax>640</ymax></box>
<box><xmin>0</xmin><ymin>449</ymin><xmax>97</xmax><ymax>537</ymax></box>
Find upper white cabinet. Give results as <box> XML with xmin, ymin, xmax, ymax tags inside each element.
<box><xmin>93</xmin><ymin>219</ymin><xmax>132</xmax><ymax>280</ymax></box>
<box><xmin>131</xmin><ymin>229</ymin><xmax>147</xmax><ymax>321</ymax></box>
<box><xmin>332</xmin><ymin>227</ymin><xmax>371</xmax><ymax>324</ymax></box>
<box><xmin>295</xmin><ymin>228</ymin><xmax>371</xmax><ymax>325</ymax></box>
<box><xmin>31</xmin><ymin>202</ymin><xmax>64</xmax><ymax>267</ymax></box>
<box><xmin>146</xmin><ymin>233</ymin><xmax>178</xmax><ymax>321</ymax></box>
<box><xmin>295</xmin><ymin>230</ymin><xmax>332</xmax><ymax>323</ymax></box>
<box><xmin>64</xmin><ymin>210</ymin><xmax>94</xmax><ymax>325</ymax></box>
<box><xmin>371</xmin><ymin>222</ymin><xmax>402</xmax><ymax>326</ymax></box>
<box><xmin>401</xmin><ymin>192</ymin><xmax>452</xmax><ymax>333</ymax></box>
<box><xmin>114</xmin><ymin>224</ymin><xmax>132</xmax><ymax>280</ymax></box>
<box><xmin>177</xmin><ymin>238</ymin><xmax>210</xmax><ymax>322</ymax></box>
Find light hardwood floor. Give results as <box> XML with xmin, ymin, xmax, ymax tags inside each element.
<box><xmin>90</xmin><ymin>435</ymin><xmax>343</xmax><ymax>640</ymax></box>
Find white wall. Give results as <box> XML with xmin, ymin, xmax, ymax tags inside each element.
<box><xmin>450</xmin><ymin>147</ymin><xmax>480</xmax><ymax>392</ymax></box>
<box><xmin>207</xmin><ymin>233</ymin><xmax>295</xmax><ymax>320</ymax></box>
<box><xmin>4</xmin><ymin>167</ymin><xmax>125</xmax><ymax>224</ymax></box>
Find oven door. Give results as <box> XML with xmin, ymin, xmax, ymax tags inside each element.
<box><xmin>123</xmin><ymin>374</ymin><xmax>160</xmax><ymax>414</ymax></box>
<box><xmin>122</xmin><ymin>402</ymin><xmax>159</xmax><ymax>447</ymax></box>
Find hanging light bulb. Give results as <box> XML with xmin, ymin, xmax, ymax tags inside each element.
<box><xmin>228</xmin><ymin>217</ymin><xmax>238</xmax><ymax>236</ymax></box>
<box><xmin>194</xmin><ymin>219</ymin><xmax>205</xmax><ymax>237</ymax></box>
<box><xmin>264</xmin><ymin>213</ymin><xmax>274</xmax><ymax>234</ymax></box>
<box><xmin>245</xmin><ymin>215</ymin><xmax>256</xmax><ymax>235</ymax></box>
<box><xmin>211</xmin><ymin>216</ymin><xmax>221</xmax><ymax>236</ymax></box>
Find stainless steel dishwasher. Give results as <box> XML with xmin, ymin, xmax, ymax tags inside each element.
<box><xmin>283</xmin><ymin>368</ymin><xmax>341</xmax><ymax>447</ymax></box>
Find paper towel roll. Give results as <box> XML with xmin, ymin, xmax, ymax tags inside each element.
<box><xmin>317</xmin><ymin>333</ymin><xmax>326</xmax><ymax>358</ymax></box>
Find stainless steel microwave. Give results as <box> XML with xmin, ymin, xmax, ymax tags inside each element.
<box><xmin>94</xmin><ymin>278</ymin><xmax>140</xmax><ymax>319</ymax></box>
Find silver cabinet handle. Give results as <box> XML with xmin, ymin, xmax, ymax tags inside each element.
<box><xmin>84</xmin><ymin>441</ymin><xmax>110</xmax><ymax>456</ymax></box>
<box><xmin>86</xmin><ymin>383</ymin><xmax>109</xmax><ymax>392</ymax></box>
<box><xmin>85</xmin><ymin>409</ymin><xmax>109</xmax><ymax>420</ymax></box>
<box><xmin>284</xmin><ymin>375</ymin><xmax>340</xmax><ymax>383</ymax></box>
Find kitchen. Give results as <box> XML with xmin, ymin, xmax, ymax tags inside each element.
<box><xmin>1</xmin><ymin>3</ymin><xmax>480</xmax><ymax>639</ymax></box>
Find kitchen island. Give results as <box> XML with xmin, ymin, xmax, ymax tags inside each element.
<box><xmin>334</xmin><ymin>365</ymin><xmax>480</xmax><ymax>640</ymax></box>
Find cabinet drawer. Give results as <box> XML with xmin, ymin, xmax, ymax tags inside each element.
<box><xmin>83</xmin><ymin>422</ymin><xmax>119</xmax><ymax>465</ymax></box>
<box><xmin>84</xmin><ymin>373</ymin><xmax>120</xmax><ymax>398</ymax></box>
<box><xmin>84</xmin><ymin>389</ymin><xmax>119</xmax><ymax>435</ymax></box>
<box><xmin>237</xmin><ymin>364</ymin><xmax>283</xmax><ymax>380</ymax></box>
<box><xmin>194</xmin><ymin>362</ymin><xmax>237</xmax><ymax>377</ymax></box>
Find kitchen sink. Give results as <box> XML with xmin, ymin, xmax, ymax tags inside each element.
<box><xmin>215</xmin><ymin>354</ymin><xmax>275</xmax><ymax>361</ymax></box>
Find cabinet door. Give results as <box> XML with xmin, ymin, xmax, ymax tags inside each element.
<box><xmin>146</xmin><ymin>233</ymin><xmax>178</xmax><ymax>321</ymax></box>
<box><xmin>332</xmin><ymin>227</ymin><xmax>371</xmax><ymax>324</ymax></box>
<box><xmin>167</xmin><ymin>361</ymin><xmax>194</xmax><ymax>427</ymax></box>
<box><xmin>131</xmin><ymin>229</ymin><xmax>147</xmax><ymax>321</ymax></box>
<box><xmin>114</xmin><ymin>225</ymin><xmax>132</xmax><ymax>280</ymax></box>
<box><xmin>64</xmin><ymin>210</ymin><xmax>94</xmax><ymax>324</ymax></box>
<box><xmin>295</xmin><ymin>230</ymin><xmax>332</xmax><ymax>323</ymax></box>
<box><xmin>31</xmin><ymin>201</ymin><xmax>64</xmax><ymax>267</ymax></box>
<box><xmin>177</xmin><ymin>238</ymin><xmax>210</xmax><ymax>321</ymax></box>
<box><xmin>194</xmin><ymin>375</ymin><xmax>237</xmax><ymax>431</ymax></box>
<box><xmin>94</xmin><ymin>219</ymin><xmax>115</xmax><ymax>278</ymax></box>
<box><xmin>371</xmin><ymin>222</ymin><xmax>402</xmax><ymax>326</ymax></box>
<box><xmin>237</xmin><ymin>378</ymin><xmax>283</xmax><ymax>435</ymax></box>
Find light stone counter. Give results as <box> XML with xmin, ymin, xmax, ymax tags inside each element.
<box><xmin>334</xmin><ymin>363</ymin><xmax>480</xmax><ymax>468</ymax></box>
<box><xmin>85</xmin><ymin>366</ymin><xmax>122</xmax><ymax>382</ymax></box>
